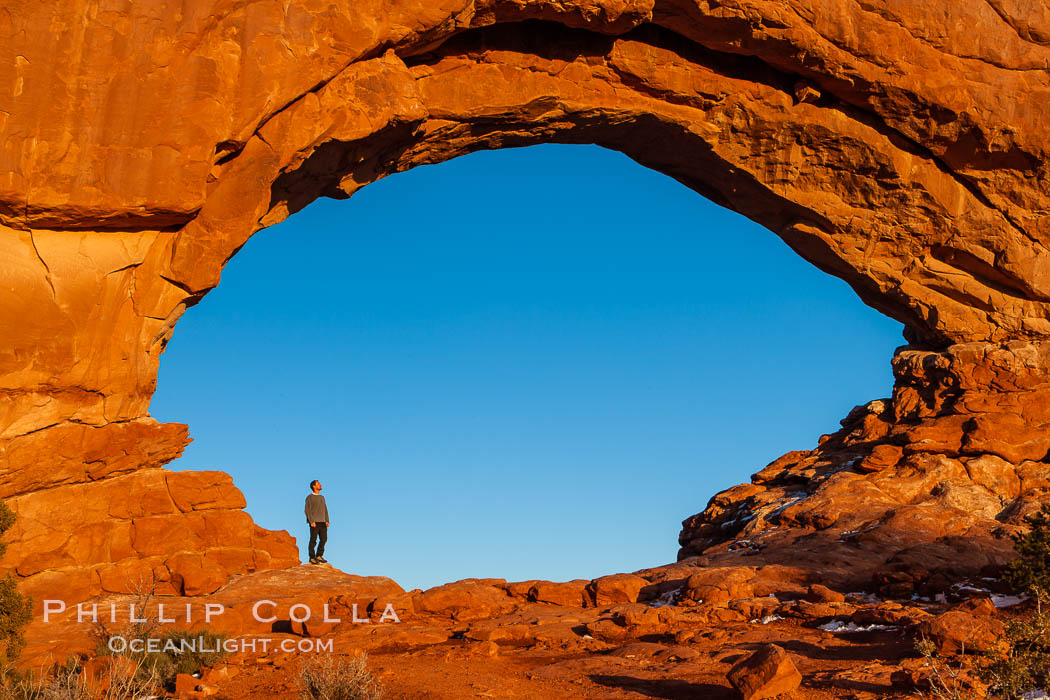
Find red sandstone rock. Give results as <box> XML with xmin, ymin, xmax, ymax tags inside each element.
<box><xmin>200</xmin><ymin>664</ymin><xmax>239</xmax><ymax>684</ymax></box>
<box><xmin>676</xmin><ymin>342</ymin><xmax>1050</xmax><ymax>593</ymax></box>
<box><xmin>964</xmin><ymin>455</ymin><xmax>1022</xmax><ymax>500</ymax></box>
<box><xmin>504</xmin><ymin>580</ymin><xmax>541</xmax><ymax>600</ymax></box>
<box><xmin>586</xmin><ymin>574</ymin><xmax>648</xmax><ymax>606</ymax></box>
<box><xmin>290</xmin><ymin>617</ymin><xmax>341</xmax><ymax>637</ymax></box>
<box><xmin>584</xmin><ymin>618</ymin><xmax>633</xmax><ymax>643</ymax></box>
<box><xmin>174</xmin><ymin>673</ymin><xmax>199</xmax><ymax>696</ymax></box>
<box><xmin>857</xmin><ymin>444</ymin><xmax>903</xmax><ymax>473</ymax></box>
<box><xmin>917</xmin><ymin>610</ymin><xmax>1005</xmax><ymax>654</ymax></box>
<box><xmin>0</xmin><ymin>467</ymin><xmax>298</xmax><ymax>607</ymax></box>
<box><xmin>682</xmin><ymin>567</ymin><xmax>756</xmax><ymax>604</ymax></box>
<box><xmin>412</xmin><ymin>581</ymin><xmax>515</xmax><ymax>620</ymax></box>
<box><xmin>952</xmin><ymin>597</ymin><xmax>997</xmax><ymax>617</ymax></box>
<box><xmin>729</xmin><ymin>597</ymin><xmax>780</xmax><ymax>621</ymax></box>
<box><xmin>727</xmin><ymin>644</ymin><xmax>802</xmax><ymax>700</ymax></box>
<box><xmin>528</xmin><ymin>580</ymin><xmax>590</xmax><ymax>607</ymax></box>
<box><xmin>806</xmin><ymin>584</ymin><xmax>846</xmax><ymax>604</ymax></box>
<box><xmin>167</xmin><ymin>553</ymin><xmax>227</xmax><ymax>597</ymax></box>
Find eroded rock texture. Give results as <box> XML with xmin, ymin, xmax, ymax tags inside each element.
<box><xmin>2</xmin><ymin>0</ymin><xmax>1050</xmax><ymax>600</ymax></box>
<box><xmin>680</xmin><ymin>340</ymin><xmax>1050</xmax><ymax>593</ymax></box>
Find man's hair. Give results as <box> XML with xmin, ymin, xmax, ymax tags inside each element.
<box><xmin>310</xmin><ymin>479</ymin><xmax>320</xmax><ymax>489</ymax></box>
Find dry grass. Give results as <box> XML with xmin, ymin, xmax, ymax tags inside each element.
<box><xmin>1</xmin><ymin>655</ymin><xmax>162</xmax><ymax>700</ymax></box>
<box><xmin>297</xmin><ymin>653</ymin><xmax>383</xmax><ymax>700</ymax></box>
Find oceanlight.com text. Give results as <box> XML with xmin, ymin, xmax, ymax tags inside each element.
<box><xmin>106</xmin><ymin>636</ymin><xmax>336</xmax><ymax>654</ymax></box>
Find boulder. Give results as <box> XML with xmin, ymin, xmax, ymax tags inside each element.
<box><xmin>681</xmin><ymin>567</ymin><xmax>756</xmax><ymax>604</ymax></box>
<box><xmin>412</xmin><ymin>581</ymin><xmax>514</xmax><ymax>619</ymax></box>
<box><xmin>806</xmin><ymin>584</ymin><xmax>846</xmax><ymax>604</ymax></box>
<box><xmin>727</xmin><ymin>644</ymin><xmax>802</xmax><ymax>700</ymax></box>
<box><xmin>916</xmin><ymin>610</ymin><xmax>1005</xmax><ymax>654</ymax></box>
<box><xmin>528</xmin><ymin>580</ymin><xmax>590</xmax><ymax>607</ymax></box>
<box><xmin>587</xmin><ymin>574</ymin><xmax>648</xmax><ymax>606</ymax></box>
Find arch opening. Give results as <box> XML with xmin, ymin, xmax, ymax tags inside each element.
<box><xmin>151</xmin><ymin>143</ymin><xmax>905</xmax><ymax>590</ymax></box>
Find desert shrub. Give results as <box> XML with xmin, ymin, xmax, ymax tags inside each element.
<box><xmin>88</xmin><ymin>574</ymin><xmax>228</xmax><ymax>690</ymax></box>
<box><xmin>298</xmin><ymin>653</ymin><xmax>383</xmax><ymax>700</ymax></box>
<box><xmin>160</xmin><ymin>628</ymin><xmax>229</xmax><ymax>678</ymax></box>
<box><xmin>0</xmin><ymin>500</ymin><xmax>33</xmax><ymax>667</ymax></box>
<box><xmin>1004</xmin><ymin>504</ymin><xmax>1050</xmax><ymax>595</ymax></box>
<box><xmin>5</xmin><ymin>658</ymin><xmax>89</xmax><ymax>700</ymax></box>
<box><xmin>1</xmin><ymin>655</ymin><xmax>162</xmax><ymax>700</ymax></box>
<box><xmin>914</xmin><ymin>637</ymin><xmax>980</xmax><ymax>700</ymax></box>
<box><xmin>95</xmin><ymin>627</ymin><xmax>229</xmax><ymax>689</ymax></box>
<box><xmin>976</xmin><ymin>590</ymin><xmax>1050</xmax><ymax>699</ymax></box>
<box><xmin>916</xmin><ymin>504</ymin><xmax>1050</xmax><ymax>699</ymax></box>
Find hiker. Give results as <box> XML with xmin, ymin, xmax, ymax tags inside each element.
<box><xmin>305</xmin><ymin>479</ymin><xmax>330</xmax><ymax>564</ymax></box>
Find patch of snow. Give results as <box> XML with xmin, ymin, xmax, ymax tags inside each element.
<box><xmin>991</xmin><ymin>593</ymin><xmax>1028</xmax><ymax>609</ymax></box>
<box><xmin>1022</xmin><ymin>690</ymin><xmax>1049</xmax><ymax>700</ymax></box>
<box><xmin>845</xmin><ymin>592</ymin><xmax>882</xmax><ymax>604</ymax></box>
<box><xmin>650</xmin><ymin>587</ymin><xmax>683</xmax><ymax>608</ymax></box>
<box><xmin>818</xmin><ymin>620</ymin><xmax>897</xmax><ymax>633</ymax></box>
<box><xmin>951</xmin><ymin>583</ymin><xmax>991</xmax><ymax>594</ymax></box>
<box><xmin>866</xmin><ymin>400</ymin><xmax>887</xmax><ymax>414</ymax></box>
<box><xmin>840</xmin><ymin>522</ymin><xmax>884</xmax><ymax>542</ymax></box>
<box><xmin>768</xmin><ymin>494</ymin><xmax>808</xmax><ymax>517</ymax></box>
<box><xmin>749</xmin><ymin>615</ymin><xmax>783</xmax><ymax>625</ymax></box>
<box><xmin>935</xmin><ymin>593</ymin><xmax>947</xmax><ymax>604</ymax></box>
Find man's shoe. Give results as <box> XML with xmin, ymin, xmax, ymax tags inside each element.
<box><xmin>317</xmin><ymin>557</ymin><xmax>328</xmax><ymax>564</ymax></box>
<box><xmin>308</xmin><ymin>557</ymin><xmax>319</xmax><ymax>564</ymax></box>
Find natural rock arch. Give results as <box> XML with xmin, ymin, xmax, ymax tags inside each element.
<box><xmin>3</xmin><ymin>0</ymin><xmax>1050</xmax><ymax>603</ymax></box>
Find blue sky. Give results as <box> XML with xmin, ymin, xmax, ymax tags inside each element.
<box><xmin>150</xmin><ymin>144</ymin><xmax>904</xmax><ymax>591</ymax></box>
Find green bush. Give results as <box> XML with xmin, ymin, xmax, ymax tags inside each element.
<box><xmin>912</xmin><ymin>504</ymin><xmax>1050</xmax><ymax>699</ymax></box>
<box><xmin>942</xmin><ymin>503</ymin><xmax>1050</xmax><ymax>699</ymax></box>
<box><xmin>1004</xmin><ymin>504</ymin><xmax>1050</xmax><ymax>595</ymax></box>
<box><xmin>0</xmin><ymin>500</ymin><xmax>33</xmax><ymax>667</ymax></box>
<box><xmin>976</xmin><ymin>591</ymin><xmax>1050</xmax><ymax>700</ymax></box>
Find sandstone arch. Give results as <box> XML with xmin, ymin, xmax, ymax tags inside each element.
<box><xmin>3</xmin><ymin>1</ymin><xmax>1050</xmax><ymax>602</ymax></box>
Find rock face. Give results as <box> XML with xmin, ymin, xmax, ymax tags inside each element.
<box><xmin>680</xmin><ymin>341</ymin><xmax>1050</xmax><ymax>592</ymax></box>
<box><xmin>0</xmin><ymin>464</ymin><xmax>300</xmax><ymax>608</ymax></box>
<box><xmin>3</xmin><ymin>2</ymin><xmax>1050</xmax><ymax>599</ymax></box>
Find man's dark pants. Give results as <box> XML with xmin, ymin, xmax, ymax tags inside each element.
<box><xmin>309</xmin><ymin>523</ymin><xmax>328</xmax><ymax>559</ymax></box>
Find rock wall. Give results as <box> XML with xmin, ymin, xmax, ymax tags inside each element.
<box><xmin>2</xmin><ymin>0</ymin><xmax>1050</xmax><ymax>600</ymax></box>
<box><xmin>680</xmin><ymin>340</ymin><xmax>1050</xmax><ymax>593</ymax></box>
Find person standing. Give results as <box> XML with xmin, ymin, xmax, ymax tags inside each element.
<box><xmin>304</xmin><ymin>479</ymin><xmax>330</xmax><ymax>564</ymax></box>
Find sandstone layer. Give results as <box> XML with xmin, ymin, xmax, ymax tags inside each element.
<box><xmin>0</xmin><ymin>455</ymin><xmax>300</xmax><ymax>606</ymax></box>
<box><xmin>2</xmin><ymin>1</ymin><xmax>1050</xmax><ymax>605</ymax></box>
